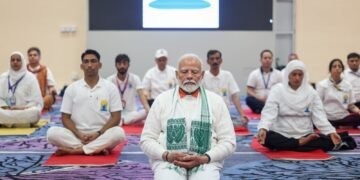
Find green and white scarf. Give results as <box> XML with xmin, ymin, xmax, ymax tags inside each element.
<box><xmin>166</xmin><ymin>85</ymin><xmax>212</xmax><ymax>154</ymax></box>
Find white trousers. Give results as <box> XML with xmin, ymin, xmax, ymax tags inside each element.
<box><xmin>0</xmin><ymin>107</ymin><xmax>40</xmax><ymax>127</ymax></box>
<box><xmin>47</xmin><ymin>126</ymin><xmax>126</xmax><ymax>154</ymax></box>
<box><xmin>153</xmin><ymin>162</ymin><xmax>221</xmax><ymax>180</ymax></box>
<box><xmin>122</xmin><ymin>109</ymin><xmax>147</xmax><ymax>125</ymax></box>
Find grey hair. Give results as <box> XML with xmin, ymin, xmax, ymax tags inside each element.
<box><xmin>177</xmin><ymin>53</ymin><xmax>204</xmax><ymax>71</ymax></box>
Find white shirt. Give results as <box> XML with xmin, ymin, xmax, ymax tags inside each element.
<box><xmin>142</xmin><ymin>65</ymin><xmax>177</xmax><ymax>99</ymax></box>
<box><xmin>61</xmin><ymin>78</ymin><xmax>122</xmax><ymax>132</ymax></box>
<box><xmin>203</xmin><ymin>70</ymin><xmax>240</xmax><ymax>108</ymax></box>
<box><xmin>343</xmin><ymin>68</ymin><xmax>360</xmax><ymax>101</ymax></box>
<box><xmin>258</xmin><ymin>84</ymin><xmax>336</xmax><ymax>139</ymax></box>
<box><xmin>107</xmin><ymin>73</ymin><xmax>143</xmax><ymax>112</ymax></box>
<box><xmin>247</xmin><ymin>68</ymin><xmax>282</xmax><ymax>98</ymax></box>
<box><xmin>317</xmin><ymin>78</ymin><xmax>355</xmax><ymax>120</ymax></box>
<box><xmin>0</xmin><ymin>71</ymin><xmax>43</xmax><ymax>109</ymax></box>
<box><xmin>140</xmin><ymin>87</ymin><xmax>236</xmax><ymax>168</ymax></box>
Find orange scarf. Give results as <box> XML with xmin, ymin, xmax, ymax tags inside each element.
<box><xmin>27</xmin><ymin>64</ymin><xmax>48</xmax><ymax>97</ymax></box>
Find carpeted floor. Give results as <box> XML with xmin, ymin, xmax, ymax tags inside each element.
<box><xmin>1</xmin><ymin>98</ymin><xmax>360</xmax><ymax>179</ymax></box>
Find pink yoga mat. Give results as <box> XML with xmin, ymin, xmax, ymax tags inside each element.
<box><xmin>251</xmin><ymin>138</ymin><xmax>334</xmax><ymax>160</ymax></box>
<box><xmin>243</xmin><ymin>108</ymin><xmax>261</xmax><ymax>120</ymax></box>
<box><xmin>122</xmin><ymin>125</ymin><xmax>144</xmax><ymax>135</ymax></box>
<box><xmin>43</xmin><ymin>141</ymin><xmax>127</xmax><ymax>166</ymax></box>
<box><xmin>234</xmin><ymin>126</ymin><xmax>252</xmax><ymax>136</ymax></box>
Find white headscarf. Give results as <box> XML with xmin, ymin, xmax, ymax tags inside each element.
<box><xmin>281</xmin><ymin>60</ymin><xmax>314</xmax><ymax>110</ymax></box>
<box><xmin>8</xmin><ymin>51</ymin><xmax>28</xmax><ymax>84</ymax></box>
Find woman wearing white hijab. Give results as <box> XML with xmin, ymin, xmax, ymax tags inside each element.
<box><xmin>257</xmin><ymin>60</ymin><xmax>355</xmax><ymax>151</ymax></box>
<box><xmin>0</xmin><ymin>51</ymin><xmax>43</xmax><ymax>127</ymax></box>
<box><xmin>317</xmin><ymin>59</ymin><xmax>360</xmax><ymax>128</ymax></box>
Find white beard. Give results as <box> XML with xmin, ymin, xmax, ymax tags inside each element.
<box><xmin>178</xmin><ymin>79</ymin><xmax>201</xmax><ymax>93</ymax></box>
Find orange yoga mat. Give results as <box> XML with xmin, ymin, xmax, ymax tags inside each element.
<box><xmin>234</xmin><ymin>126</ymin><xmax>252</xmax><ymax>136</ymax></box>
<box><xmin>122</xmin><ymin>125</ymin><xmax>144</xmax><ymax>135</ymax></box>
<box><xmin>43</xmin><ymin>141</ymin><xmax>127</xmax><ymax>166</ymax></box>
<box><xmin>251</xmin><ymin>138</ymin><xmax>334</xmax><ymax>160</ymax></box>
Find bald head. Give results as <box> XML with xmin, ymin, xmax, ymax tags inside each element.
<box><xmin>176</xmin><ymin>53</ymin><xmax>204</xmax><ymax>93</ymax></box>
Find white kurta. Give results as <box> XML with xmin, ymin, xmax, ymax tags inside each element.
<box><xmin>258</xmin><ymin>84</ymin><xmax>336</xmax><ymax>139</ymax></box>
<box><xmin>47</xmin><ymin>78</ymin><xmax>125</xmax><ymax>154</ymax></box>
<box><xmin>202</xmin><ymin>70</ymin><xmax>239</xmax><ymax>108</ymax></box>
<box><xmin>343</xmin><ymin>68</ymin><xmax>360</xmax><ymax>102</ymax></box>
<box><xmin>140</xmin><ymin>87</ymin><xmax>236</xmax><ymax>170</ymax></box>
<box><xmin>317</xmin><ymin>78</ymin><xmax>355</xmax><ymax>120</ymax></box>
<box><xmin>247</xmin><ymin>68</ymin><xmax>282</xmax><ymax>98</ymax></box>
<box><xmin>107</xmin><ymin>73</ymin><xmax>147</xmax><ymax>124</ymax></box>
<box><xmin>0</xmin><ymin>71</ymin><xmax>42</xmax><ymax>126</ymax></box>
<box><xmin>142</xmin><ymin>65</ymin><xmax>177</xmax><ymax>99</ymax></box>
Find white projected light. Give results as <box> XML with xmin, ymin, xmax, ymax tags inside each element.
<box><xmin>143</xmin><ymin>0</ymin><xmax>219</xmax><ymax>28</ymax></box>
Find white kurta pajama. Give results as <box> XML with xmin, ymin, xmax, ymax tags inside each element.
<box><xmin>0</xmin><ymin>51</ymin><xmax>43</xmax><ymax>127</ymax></box>
<box><xmin>258</xmin><ymin>60</ymin><xmax>337</xmax><ymax>151</ymax></box>
<box><xmin>107</xmin><ymin>73</ymin><xmax>147</xmax><ymax>125</ymax></box>
<box><xmin>47</xmin><ymin>78</ymin><xmax>126</xmax><ymax>154</ymax></box>
<box><xmin>343</xmin><ymin>68</ymin><xmax>360</xmax><ymax>103</ymax></box>
<box><xmin>140</xmin><ymin>86</ymin><xmax>236</xmax><ymax>179</ymax></box>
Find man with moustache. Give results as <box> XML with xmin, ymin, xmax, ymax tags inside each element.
<box><xmin>246</xmin><ymin>49</ymin><xmax>282</xmax><ymax>114</ymax></box>
<box><xmin>107</xmin><ymin>54</ymin><xmax>150</xmax><ymax>125</ymax></box>
<box><xmin>203</xmin><ymin>49</ymin><xmax>249</xmax><ymax>127</ymax></box>
<box><xmin>47</xmin><ymin>49</ymin><xmax>126</xmax><ymax>156</ymax></box>
<box><xmin>343</xmin><ymin>52</ymin><xmax>360</xmax><ymax>108</ymax></box>
<box><xmin>141</xmin><ymin>53</ymin><xmax>236</xmax><ymax>179</ymax></box>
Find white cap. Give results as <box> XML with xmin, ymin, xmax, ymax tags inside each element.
<box><xmin>155</xmin><ymin>49</ymin><xmax>168</xmax><ymax>58</ymax></box>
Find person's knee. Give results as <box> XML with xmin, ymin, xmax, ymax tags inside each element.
<box><xmin>107</xmin><ymin>126</ymin><xmax>126</xmax><ymax>142</ymax></box>
<box><xmin>47</xmin><ymin>126</ymin><xmax>62</xmax><ymax>141</ymax></box>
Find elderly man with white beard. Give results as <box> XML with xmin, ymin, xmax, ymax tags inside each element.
<box><xmin>140</xmin><ymin>53</ymin><xmax>236</xmax><ymax>180</ymax></box>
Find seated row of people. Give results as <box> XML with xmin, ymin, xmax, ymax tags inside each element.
<box><xmin>257</xmin><ymin>60</ymin><xmax>357</xmax><ymax>152</ymax></box>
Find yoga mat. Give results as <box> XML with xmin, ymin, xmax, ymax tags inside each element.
<box><xmin>337</xmin><ymin>129</ymin><xmax>360</xmax><ymax>136</ymax></box>
<box><xmin>251</xmin><ymin>138</ymin><xmax>334</xmax><ymax>160</ymax></box>
<box><xmin>234</xmin><ymin>126</ymin><xmax>252</xmax><ymax>136</ymax></box>
<box><xmin>243</xmin><ymin>108</ymin><xmax>261</xmax><ymax>120</ymax></box>
<box><xmin>122</xmin><ymin>125</ymin><xmax>143</xmax><ymax>135</ymax></box>
<box><xmin>43</xmin><ymin>141</ymin><xmax>127</xmax><ymax>166</ymax></box>
<box><xmin>0</xmin><ymin>119</ymin><xmax>49</xmax><ymax>136</ymax></box>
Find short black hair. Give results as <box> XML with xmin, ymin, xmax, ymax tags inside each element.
<box><xmin>207</xmin><ymin>49</ymin><xmax>222</xmax><ymax>59</ymax></box>
<box><xmin>115</xmin><ymin>54</ymin><xmax>130</xmax><ymax>63</ymax></box>
<box><xmin>27</xmin><ymin>47</ymin><xmax>41</xmax><ymax>56</ymax></box>
<box><xmin>328</xmin><ymin>58</ymin><xmax>344</xmax><ymax>72</ymax></box>
<box><xmin>347</xmin><ymin>52</ymin><xmax>360</xmax><ymax>60</ymax></box>
<box><xmin>81</xmin><ymin>49</ymin><xmax>100</xmax><ymax>61</ymax></box>
<box><xmin>260</xmin><ymin>49</ymin><xmax>273</xmax><ymax>58</ymax></box>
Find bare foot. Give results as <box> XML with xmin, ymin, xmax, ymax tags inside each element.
<box><xmin>101</xmin><ymin>149</ymin><xmax>111</xmax><ymax>156</ymax></box>
<box><xmin>55</xmin><ymin>147</ymin><xmax>84</xmax><ymax>156</ymax></box>
<box><xmin>299</xmin><ymin>134</ymin><xmax>320</xmax><ymax>146</ymax></box>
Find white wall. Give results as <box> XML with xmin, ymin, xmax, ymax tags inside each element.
<box><xmin>88</xmin><ymin>31</ymin><xmax>274</xmax><ymax>95</ymax></box>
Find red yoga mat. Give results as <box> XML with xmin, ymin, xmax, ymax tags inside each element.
<box><xmin>234</xmin><ymin>126</ymin><xmax>252</xmax><ymax>136</ymax></box>
<box><xmin>243</xmin><ymin>108</ymin><xmax>261</xmax><ymax>120</ymax></box>
<box><xmin>43</xmin><ymin>141</ymin><xmax>127</xmax><ymax>166</ymax></box>
<box><xmin>251</xmin><ymin>138</ymin><xmax>334</xmax><ymax>160</ymax></box>
<box><xmin>122</xmin><ymin>125</ymin><xmax>144</xmax><ymax>135</ymax></box>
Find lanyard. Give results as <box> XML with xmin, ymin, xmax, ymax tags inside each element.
<box><xmin>8</xmin><ymin>74</ymin><xmax>25</xmax><ymax>95</ymax></box>
<box><xmin>261</xmin><ymin>71</ymin><xmax>271</xmax><ymax>89</ymax></box>
<box><xmin>116</xmin><ymin>74</ymin><xmax>129</xmax><ymax>98</ymax></box>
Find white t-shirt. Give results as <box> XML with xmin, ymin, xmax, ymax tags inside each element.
<box><xmin>246</xmin><ymin>68</ymin><xmax>282</xmax><ymax>98</ymax></box>
<box><xmin>203</xmin><ymin>70</ymin><xmax>240</xmax><ymax>108</ymax></box>
<box><xmin>142</xmin><ymin>65</ymin><xmax>177</xmax><ymax>99</ymax></box>
<box><xmin>107</xmin><ymin>73</ymin><xmax>143</xmax><ymax>112</ymax></box>
<box><xmin>0</xmin><ymin>71</ymin><xmax>43</xmax><ymax>109</ymax></box>
<box><xmin>317</xmin><ymin>78</ymin><xmax>355</xmax><ymax>120</ymax></box>
<box><xmin>343</xmin><ymin>68</ymin><xmax>360</xmax><ymax>102</ymax></box>
<box><xmin>61</xmin><ymin>78</ymin><xmax>122</xmax><ymax>132</ymax></box>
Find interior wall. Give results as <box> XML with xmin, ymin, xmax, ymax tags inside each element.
<box><xmin>295</xmin><ymin>0</ymin><xmax>360</xmax><ymax>83</ymax></box>
<box><xmin>0</xmin><ymin>0</ymin><xmax>87</xmax><ymax>90</ymax></box>
<box><xmin>88</xmin><ymin>31</ymin><xmax>275</xmax><ymax>94</ymax></box>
